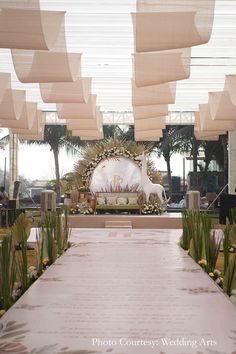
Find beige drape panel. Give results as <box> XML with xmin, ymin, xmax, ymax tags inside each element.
<box><xmin>133</xmin><ymin>11</ymin><xmax>214</xmax><ymax>52</ymax></box>
<box><xmin>79</xmin><ymin>131</ymin><xmax>104</xmax><ymax>141</ymax></box>
<box><xmin>208</xmin><ymin>91</ymin><xmax>236</xmax><ymax>121</ymax></box>
<box><xmin>12</xmin><ymin>110</ymin><xmax>45</xmax><ymax>135</ymax></box>
<box><xmin>133</xmin><ymin>1</ymin><xmax>215</xmax><ymax>52</ymax></box>
<box><xmin>134</xmin><ymin>128</ymin><xmax>163</xmax><ymax>141</ymax></box>
<box><xmin>194</xmin><ymin>132</ymin><xmax>219</xmax><ymax>141</ymax></box>
<box><xmin>72</xmin><ymin>129</ymin><xmax>103</xmax><ymax>139</ymax></box>
<box><xmin>11</xmin><ymin>50</ymin><xmax>81</xmax><ymax>83</ymax></box>
<box><xmin>18</xmin><ymin>131</ymin><xmax>44</xmax><ymax>141</ymax></box>
<box><xmin>194</xmin><ymin>112</ymin><xmax>224</xmax><ymax>140</ymax></box>
<box><xmin>66</xmin><ymin>107</ymin><xmax>102</xmax><ymax>130</ymax></box>
<box><xmin>57</xmin><ymin>95</ymin><xmax>97</xmax><ymax>119</ymax></box>
<box><xmin>71</xmin><ymin>109</ymin><xmax>104</xmax><ymax>140</ymax></box>
<box><xmin>1</xmin><ymin>102</ymin><xmax>37</xmax><ymax>129</ymax></box>
<box><xmin>0</xmin><ymin>72</ymin><xmax>11</xmax><ymax>103</ymax></box>
<box><xmin>198</xmin><ymin>104</ymin><xmax>236</xmax><ymax>131</ymax></box>
<box><xmin>133</xmin><ymin>48</ymin><xmax>191</xmax><ymax>86</ymax></box>
<box><xmin>40</xmin><ymin>78</ymin><xmax>92</xmax><ymax>103</ymax></box>
<box><xmin>0</xmin><ymin>8</ymin><xmax>65</xmax><ymax>50</ymax></box>
<box><xmin>6</xmin><ymin>1</ymin><xmax>82</xmax><ymax>84</ymax></box>
<box><xmin>0</xmin><ymin>89</ymin><xmax>25</xmax><ymax>121</ymax></box>
<box><xmin>133</xmin><ymin>104</ymin><xmax>168</xmax><ymax>119</ymax></box>
<box><xmin>134</xmin><ymin>116</ymin><xmax>166</xmax><ymax>131</ymax></box>
<box><xmin>224</xmin><ymin>75</ymin><xmax>236</xmax><ymax>106</ymax></box>
<box><xmin>132</xmin><ymin>80</ymin><xmax>176</xmax><ymax>106</ymax></box>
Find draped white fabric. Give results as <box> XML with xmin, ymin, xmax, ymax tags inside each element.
<box><xmin>208</xmin><ymin>91</ymin><xmax>236</xmax><ymax>121</ymax></box>
<box><xmin>133</xmin><ymin>48</ymin><xmax>191</xmax><ymax>86</ymax></box>
<box><xmin>1</xmin><ymin>102</ymin><xmax>37</xmax><ymax>129</ymax></box>
<box><xmin>198</xmin><ymin>104</ymin><xmax>236</xmax><ymax>131</ymax></box>
<box><xmin>133</xmin><ymin>104</ymin><xmax>168</xmax><ymax>119</ymax></box>
<box><xmin>40</xmin><ymin>78</ymin><xmax>91</xmax><ymax>103</ymax></box>
<box><xmin>11</xmin><ymin>50</ymin><xmax>81</xmax><ymax>83</ymax></box>
<box><xmin>132</xmin><ymin>80</ymin><xmax>176</xmax><ymax>106</ymax></box>
<box><xmin>133</xmin><ymin>0</ymin><xmax>215</xmax><ymax>52</ymax></box>
<box><xmin>194</xmin><ymin>111</ymin><xmax>225</xmax><ymax>140</ymax></box>
<box><xmin>0</xmin><ymin>89</ymin><xmax>25</xmax><ymax>121</ymax></box>
<box><xmin>11</xmin><ymin>110</ymin><xmax>45</xmax><ymax>135</ymax></box>
<box><xmin>66</xmin><ymin>107</ymin><xmax>102</xmax><ymax>130</ymax></box>
<box><xmin>57</xmin><ymin>95</ymin><xmax>97</xmax><ymax>119</ymax></box>
<box><xmin>134</xmin><ymin>116</ymin><xmax>166</xmax><ymax>131</ymax></box>
<box><xmin>224</xmin><ymin>75</ymin><xmax>236</xmax><ymax>106</ymax></box>
<box><xmin>0</xmin><ymin>7</ymin><xmax>65</xmax><ymax>50</ymax></box>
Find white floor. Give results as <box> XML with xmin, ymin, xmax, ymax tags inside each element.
<box><xmin>1</xmin><ymin>229</ymin><xmax>236</xmax><ymax>354</ymax></box>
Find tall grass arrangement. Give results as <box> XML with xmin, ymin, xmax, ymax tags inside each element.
<box><xmin>181</xmin><ymin>210</ymin><xmax>221</xmax><ymax>271</ymax></box>
<box><xmin>0</xmin><ymin>235</ymin><xmax>16</xmax><ymax>310</ymax></box>
<box><xmin>204</xmin><ymin>229</ymin><xmax>222</xmax><ymax>273</ymax></box>
<box><xmin>223</xmin><ymin>225</ymin><xmax>230</xmax><ymax>274</ymax></box>
<box><xmin>12</xmin><ymin>213</ymin><xmax>31</xmax><ymax>293</ymax></box>
<box><xmin>41</xmin><ymin>212</ymin><xmax>58</xmax><ymax>265</ymax></box>
<box><xmin>35</xmin><ymin>228</ymin><xmax>44</xmax><ymax>276</ymax></box>
<box><xmin>230</xmin><ymin>207</ymin><xmax>236</xmax><ymax>224</ymax></box>
<box><xmin>223</xmin><ymin>254</ymin><xmax>236</xmax><ymax>296</ymax></box>
<box><xmin>180</xmin><ymin>209</ymin><xmax>194</xmax><ymax>250</ymax></box>
<box><xmin>63</xmin><ymin>207</ymin><xmax>71</xmax><ymax>250</ymax></box>
<box><xmin>189</xmin><ymin>211</ymin><xmax>206</xmax><ymax>263</ymax></box>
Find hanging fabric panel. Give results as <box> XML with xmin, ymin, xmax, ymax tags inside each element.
<box><xmin>224</xmin><ymin>75</ymin><xmax>236</xmax><ymax>106</ymax></box>
<box><xmin>0</xmin><ymin>8</ymin><xmax>65</xmax><ymax>50</ymax></box>
<box><xmin>133</xmin><ymin>0</ymin><xmax>215</xmax><ymax>52</ymax></box>
<box><xmin>18</xmin><ymin>131</ymin><xmax>44</xmax><ymax>141</ymax></box>
<box><xmin>133</xmin><ymin>104</ymin><xmax>168</xmax><ymax>119</ymax></box>
<box><xmin>134</xmin><ymin>128</ymin><xmax>163</xmax><ymax>141</ymax></box>
<box><xmin>66</xmin><ymin>107</ymin><xmax>102</xmax><ymax>130</ymax></box>
<box><xmin>11</xmin><ymin>50</ymin><xmax>81</xmax><ymax>83</ymax></box>
<box><xmin>132</xmin><ymin>80</ymin><xmax>176</xmax><ymax>106</ymax></box>
<box><xmin>40</xmin><ymin>78</ymin><xmax>92</xmax><ymax>103</ymax></box>
<box><xmin>57</xmin><ymin>95</ymin><xmax>97</xmax><ymax>119</ymax></box>
<box><xmin>1</xmin><ymin>102</ymin><xmax>37</xmax><ymax>129</ymax></box>
<box><xmin>134</xmin><ymin>116</ymin><xmax>166</xmax><ymax>131</ymax></box>
<box><xmin>198</xmin><ymin>104</ymin><xmax>236</xmax><ymax>131</ymax></box>
<box><xmin>0</xmin><ymin>89</ymin><xmax>25</xmax><ymax>121</ymax></box>
<box><xmin>0</xmin><ymin>72</ymin><xmax>11</xmax><ymax>103</ymax></box>
<box><xmin>12</xmin><ymin>110</ymin><xmax>45</xmax><ymax>135</ymax></box>
<box><xmin>133</xmin><ymin>47</ymin><xmax>191</xmax><ymax>86</ymax></box>
<box><xmin>208</xmin><ymin>91</ymin><xmax>236</xmax><ymax>121</ymax></box>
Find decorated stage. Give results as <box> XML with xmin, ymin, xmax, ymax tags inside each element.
<box><xmin>68</xmin><ymin>212</ymin><xmax>182</xmax><ymax>229</ymax></box>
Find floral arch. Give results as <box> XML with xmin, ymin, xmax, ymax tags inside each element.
<box><xmin>73</xmin><ymin>138</ymin><xmax>161</xmax><ymax>191</ymax></box>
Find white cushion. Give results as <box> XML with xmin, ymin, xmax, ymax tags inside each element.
<box><xmin>97</xmin><ymin>196</ymin><xmax>106</xmax><ymax>205</ymax></box>
<box><xmin>128</xmin><ymin>197</ymin><xmax>138</xmax><ymax>205</ymax></box>
<box><xmin>106</xmin><ymin>196</ymin><xmax>117</xmax><ymax>205</ymax></box>
<box><xmin>117</xmin><ymin>197</ymin><xmax>127</xmax><ymax>205</ymax></box>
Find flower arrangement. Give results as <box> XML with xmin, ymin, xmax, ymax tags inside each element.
<box><xmin>198</xmin><ymin>259</ymin><xmax>223</xmax><ymax>288</ymax></box>
<box><xmin>229</xmin><ymin>244</ymin><xmax>236</xmax><ymax>253</ymax></box>
<box><xmin>141</xmin><ymin>202</ymin><xmax>164</xmax><ymax>215</ymax></box>
<box><xmin>70</xmin><ymin>202</ymin><xmax>93</xmax><ymax>215</ymax></box>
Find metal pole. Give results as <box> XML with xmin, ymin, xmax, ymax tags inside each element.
<box><xmin>3</xmin><ymin>157</ymin><xmax>6</xmax><ymax>189</ymax></box>
<box><xmin>206</xmin><ymin>184</ymin><xmax>228</xmax><ymax>211</ymax></box>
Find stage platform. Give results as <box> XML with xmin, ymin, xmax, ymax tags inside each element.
<box><xmin>2</xmin><ymin>228</ymin><xmax>236</xmax><ymax>354</ymax></box>
<box><xmin>68</xmin><ymin>212</ymin><xmax>182</xmax><ymax>229</ymax></box>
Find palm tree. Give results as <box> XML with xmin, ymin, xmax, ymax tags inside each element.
<box><xmin>23</xmin><ymin>125</ymin><xmax>84</xmax><ymax>200</ymax></box>
<box><xmin>154</xmin><ymin>125</ymin><xmax>193</xmax><ymax>198</ymax></box>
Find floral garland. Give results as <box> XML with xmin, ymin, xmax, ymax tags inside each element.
<box><xmin>81</xmin><ymin>147</ymin><xmax>151</xmax><ymax>184</ymax></box>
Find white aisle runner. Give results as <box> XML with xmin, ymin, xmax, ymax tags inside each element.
<box><xmin>1</xmin><ymin>229</ymin><xmax>236</xmax><ymax>354</ymax></box>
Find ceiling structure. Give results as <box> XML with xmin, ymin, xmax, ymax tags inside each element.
<box><xmin>0</xmin><ymin>0</ymin><xmax>236</xmax><ymax>116</ymax></box>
